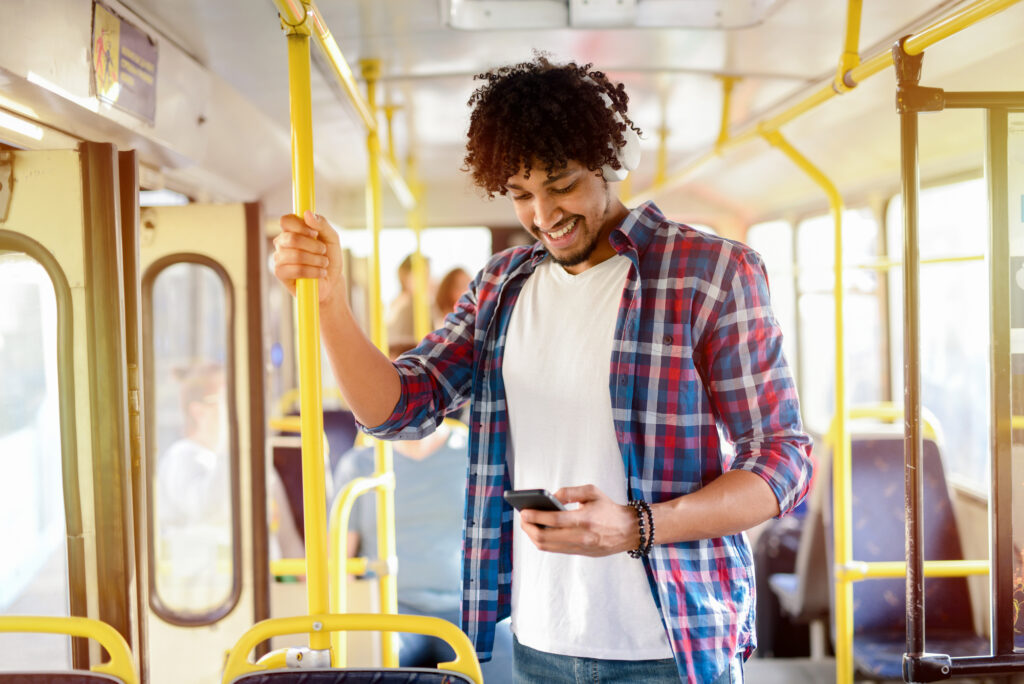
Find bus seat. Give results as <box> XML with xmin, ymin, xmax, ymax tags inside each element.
<box><xmin>764</xmin><ymin>465</ymin><xmax>831</xmax><ymax>657</ymax></box>
<box><xmin>822</xmin><ymin>433</ymin><xmax>988</xmax><ymax>680</ymax></box>
<box><xmin>222</xmin><ymin>614</ymin><xmax>481</xmax><ymax>684</ymax></box>
<box><xmin>231</xmin><ymin>669</ymin><xmax>473</xmax><ymax>683</ymax></box>
<box><xmin>0</xmin><ymin>616</ymin><xmax>137</xmax><ymax>684</ymax></box>
<box><xmin>272</xmin><ymin>410</ymin><xmax>357</xmax><ymax>543</ymax></box>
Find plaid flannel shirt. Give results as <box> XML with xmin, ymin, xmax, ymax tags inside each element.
<box><xmin>364</xmin><ymin>201</ymin><xmax>813</xmax><ymax>682</ymax></box>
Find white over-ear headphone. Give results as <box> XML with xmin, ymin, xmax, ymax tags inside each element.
<box><xmin>596</xmin><ymin>90</ymin><xmax>642</xmax><ymax>182</ymax></box>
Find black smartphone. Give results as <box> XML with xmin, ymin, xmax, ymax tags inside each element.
<box><xmin>503</xmin><ymin>488</ymin><xmax>567</xmax><ymax>512</ymax></box>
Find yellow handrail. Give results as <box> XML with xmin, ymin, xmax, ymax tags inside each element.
<box><xmin>272</xmin><ymin>0</ymin><xmax>415</xmax><ymax>209</ymax></box>
<box><xmin>280</xmin><ymin>5</ymin><xmax>330</xmax><ymax>654</ymax></box>
<box><xmin>0</xmin><ymin>616</ymin><xmax>137</xmax><ymax>684</ymax></box>
<box><xmin>327</xmin><ymin>471</ymin><xmax>395</xmax><ymax>666</ymax></box>
<box><xmin>361</xmin><ymin>57</ymin><xmax>401</xmax><ymax>668</ymax></box>
<box><xmin>222</xmin><ymin>614</ymin><xmax>482</xmax><ymax>684</ymax></box>
<box><xmin>406</xmin><ymin>154</ymin><xmax>432</xmax><ymax>341</ymax></box>
<box><xmin>837</xmin><ymin>560</ymin><xmax>989</xmax><ymax>581</ymax></box>
<box><xmin>760</xmin><ymin>128</ymin><xmax>854</xmax><ymax>684</ymax></box>
<box><xmin>824</xmin><ymin>402</ymin><xmax>940</xmax><ymax>447</ymax></box>
<box><xmin>629</xmin><ymin>0</ymin><xmax>1023</xmax><ymax>206</ymax></box>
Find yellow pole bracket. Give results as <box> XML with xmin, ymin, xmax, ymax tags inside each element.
<box><xmin>833</xmin><ymin>0</ymin><xmax>863</xmax><ymax>93</ymax></box>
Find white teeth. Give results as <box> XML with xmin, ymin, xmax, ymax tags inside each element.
<box><xmin>549</xmin><ymin>218</ymin><xmax>576</xmax><ymax>239</ymax></box>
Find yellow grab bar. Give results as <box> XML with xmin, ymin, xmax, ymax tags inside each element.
<box><xmin>221</xmin><ymin>614</ymin><xmax>483</xmax><ymax>684</ymax></box>
<box><xmin>761</xmin><ymin>128</ymin><xmax>853</xmax><ymax>684</ymax></box>
<box><xmin>824</xmin><ymin>401</ymin><xmax>940</xmax><ymax>447</ymax></box>
<box><xmin>837</xmin><ymin>560</ymin><xmax>989</xmax><ymax>581</ymax></box>
<box><xmin>272</xmin><ymin>0</ymin><xmax>414</xmax><ymax>208</ymax></box>
<box><xmin>630</xmin><ymin>0</ymin><xmax>1023</xmax><ymax>206</ymax></box>
<box><xmin>328</xmin><ymin>471</ymin><xmax>396</xmax><ymax>666</ymax></box>
<box><xmin>0</xmin><ymin>616</ymin><xmax>137</xmax><ymax>684</ymax></box>
<box><xmin>280</xmin><ymin>6</ymin><xmax>330</xmax><ymax>654</ymax></box>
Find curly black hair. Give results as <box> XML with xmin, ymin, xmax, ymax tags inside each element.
<box><xmin>463</xmin><ymin>54</ymin><xmax>641</xmax><ymax>198</ymax></box>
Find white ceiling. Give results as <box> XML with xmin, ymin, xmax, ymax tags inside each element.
<box><xmin>22</xmin><ymin>0</ymin><xmax>1024</xmax><ymax>234</ymax></box>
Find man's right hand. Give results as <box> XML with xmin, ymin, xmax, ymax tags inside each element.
<box><xmin>273</xmin><ymin>211</ymin><xmax>345</xmax><ymax>304</ymax></box>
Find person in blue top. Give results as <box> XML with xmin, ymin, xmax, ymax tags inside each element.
<box><xmin>332</xmin><ymin>419</ymin><xmax>513</xmax><ymax>680</ymax></box>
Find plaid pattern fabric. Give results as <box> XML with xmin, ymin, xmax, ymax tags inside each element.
<box><xmin>364</xmin><ymin>201</ymin><xmax>813</xmax><ymax>683</ymax></box>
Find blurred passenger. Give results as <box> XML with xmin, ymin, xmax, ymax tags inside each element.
<box><xmin>385</xmin><ymin>253</ymin><xmax>429</xmax><ymax>358</ymax></box>
<box><xmin>157</xmin><ymin>364</ymin><xmax>229</xmax><ymax>528</ymax></box>
<box><xmin>433</xmin><ymin>266</ymin><xmax>472</xmax><ymax>328</ymax></box>
<box><xmin>155</xmin><ymin>363</ymin><xmax>231</xmax><ymax>611</ymax></box>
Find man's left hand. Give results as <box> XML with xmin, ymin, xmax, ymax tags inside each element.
<box><xmin>518</xmin><ymin>484</ymin><xmax>640</xmax><ymax>557</ymax></box>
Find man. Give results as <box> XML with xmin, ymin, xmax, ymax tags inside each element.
<box><xmin>273</xmin><ymin>55</ymin><xmax>812</xmax><ymax>683</ymax></box>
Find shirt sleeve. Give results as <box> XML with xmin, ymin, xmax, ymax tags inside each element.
<box><xmin>701</xmin><ymin>244</ymin><xmax>813</xmax><ymax>517</ymax></box>
<box><xmin>360</xmin><ymin>271</ymin><xmax>480</xmax><ymax>441</ymax></box>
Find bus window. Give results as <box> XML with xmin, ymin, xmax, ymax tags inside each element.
<box><xmin>747</xmin><ymin>220</ymin><xmax>797</xmax><ymax>378</ymax></box>
<box><xmin>796</xmin><ymin>209</ymin><xmax>885</xmax><ymax>434</ymax></box>
<box><xmin>887</xmin><ymin>178</ymin><xmax>989</xmax><ymax>492</ymax></box>
<box><xmin>148</xmin><ymin>261</ymin><xmax>237</xmax><ymax>621</ymax></box>
<box><xmin>0</xmin><ymin>251</ymin><xmax>69</xmax><ymax>669</ymax></box>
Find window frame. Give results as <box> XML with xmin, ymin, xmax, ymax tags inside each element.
<box><xmin>141</xmin><ymin>253</ymin><xmax>242</xmax><ymax>626</ymax></box>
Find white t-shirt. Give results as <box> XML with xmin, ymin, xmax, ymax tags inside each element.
<box><xmin>503</xmin><ymin>255</ymin><xmax>672</xmax><ymax>660</ymax></box>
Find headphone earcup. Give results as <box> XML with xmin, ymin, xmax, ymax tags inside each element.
<box><xmin>601</xmin><ymin>123</ymin><xmax>641</xmax><ymax>182</ymax></box>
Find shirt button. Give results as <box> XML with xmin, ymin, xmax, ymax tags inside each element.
<box><xmin>663</xmin><ymin>335</ymin><xmax>673</xmax><ymax>344</ymax></box>
<box><xmin>619</xmin><ymin>377</ymin><xmax>628</xmax><ymax>385</ymax></box>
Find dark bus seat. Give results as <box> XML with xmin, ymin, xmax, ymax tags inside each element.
<box><xmin>763</xmin><ymin>471</ymin><xmax>831</xmax><ymax>657</ymax></box>
<box><xmin>232</xmin><ymin>668</ymin><xmax>475</xmax><ymax>683</ymax></box>
<box><xmin>0</xmin><ymin>676</ymin><xmax>126</xmax><ymax>684</ymax></box>
<box><xmin>822</xmin><ymin>433</ymin><xmax>988</xmax><ymax>679</ymax></box>
<box><xmin>272</xmin><ymin>409</ymin><xmax>358</xmax><ymax>541</ymax></box>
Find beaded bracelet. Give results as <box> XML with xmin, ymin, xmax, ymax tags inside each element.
<box><xmin>627</xmin><ymin>499</ymin><xmax>647</xmax><ymax>559</ymax></box>
<box><xmin>640</xmin><ymin>499</ymin><xmax>655</xmax><ymax>555</ymax></box>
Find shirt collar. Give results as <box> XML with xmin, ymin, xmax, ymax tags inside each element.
<box><xmin>610</xmin><ymin>200</ymin><xmax>663</xmax><ymax>257</ymax></box>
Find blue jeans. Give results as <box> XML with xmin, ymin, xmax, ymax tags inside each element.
<box><xmin>512</xmin><ymin>635</ymin><xmax>741</xmax><ymax>684</ymax></box>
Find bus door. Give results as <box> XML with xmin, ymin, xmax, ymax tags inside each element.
<box><xmin>0</xmin><ymin>142</ymin><xmax>141</xmax><ymax>675</ymax></box>
<box><xmin>138</xmin><ymin>203</ymin><xmax>268</xmax><ymax>684</ymax></box>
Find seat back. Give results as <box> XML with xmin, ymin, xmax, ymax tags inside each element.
<box><xmin>788</xmin><ymin>472</ymin><xmax>831</xmax><ymax>621</ymax></box>
<box><xmin>823</xmin><ymin>433</ymin><xmax>975</xmax><ymax>636</ymax></box>
<box><xmin>222</xmin><ymin>613</ymin><xmax>482</xmax><ymax>684</ymax></box>
<box><xmin>0</xmin><ymin>616</ymin><xmax>137</xmax><ymax>684</ymax></box>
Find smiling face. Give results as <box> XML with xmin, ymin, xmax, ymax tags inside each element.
<box><xmin>506</xmin><ymin>161</ymin><xmax>628</xmax><ymax>274</ymax></box>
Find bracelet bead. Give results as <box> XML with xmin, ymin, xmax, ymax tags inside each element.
<box><xmin>627</xmin><ymin>499</ymin><xmax>648</xmax><ymax>558</ymax></box>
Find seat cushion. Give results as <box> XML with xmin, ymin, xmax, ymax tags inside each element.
<box><xmin>233</xmin><ymin>668</ymin><xmax>476</xmax><ymax>684</ymax></box>
<box><xmin>0</xmin><ymin>674</ymin><xmax>126</xmax><ymax>684</ymax></box>
<box><xmin>853</xmin><ymin>630</ymin><xmax>990</xmax><ymax>680</ymax></box>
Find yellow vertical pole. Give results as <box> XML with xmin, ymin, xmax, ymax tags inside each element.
<box><xmin>715</xmin><ymin>76</ymin><xmax>739</xmax><ymax>151</ymax></box>
<box><xmin>654</xmin><ymin>126</ymin><xmax>669</xmax><ymax>188</ymax></box>
<box><xmin>362</xmin><ymin>57</ymin><xmax>400</xmax><ymax>668</ymax></box>
<box><xmin>283</xmin><ymin>6</ymin><xmax>331</xmax><ymax>653</ymax></box>
<box><xmin>405</xmin><ymin>154</ymin><xmax>431</xmax><ymax>339</ymax></box>
<box><xmin>761</xmin><ymin>128</ymin><xmax>851</xmax><ymax>684</ymax></box>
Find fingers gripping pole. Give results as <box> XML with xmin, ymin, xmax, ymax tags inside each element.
<box><xmin>284</xmin><ymin>9</ymin><xmax>331</xmax><ymax>652</ymax></box>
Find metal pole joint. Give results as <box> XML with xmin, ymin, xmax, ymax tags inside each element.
<box><xmin>893</xmin><ymin>38</ymin><xmax>944</xmax><ymax>114</ymax></box>
<box><xmin>903</xmin><ymin>653</ymin><xmax>953</xmax><ymax>682</ymax></box>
